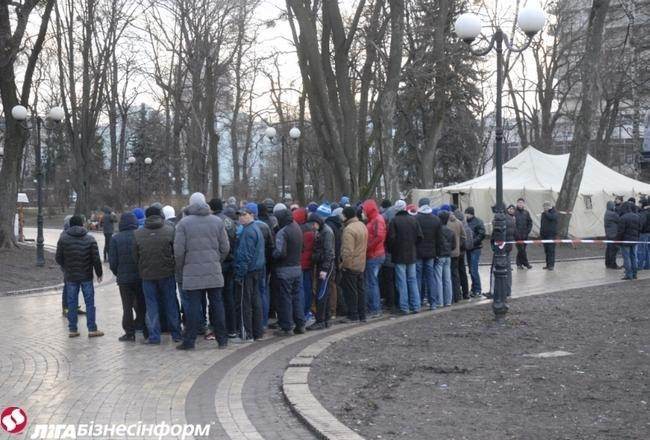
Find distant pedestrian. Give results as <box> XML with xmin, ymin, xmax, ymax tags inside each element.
<box><xmin>604</xmin><ymin>201</ymin><xmax>620</xmax><ymax>269</ymax></box>
<box><xmin>514</xmin><ymin>198</ymin><xmax>533</xmax><ymax>269</ymax></box>
<box><xmin>101</xmin><ymin>207</ymin><xmax>117</xmax><ymax>262</ymax></box>
<box><xmin>134</xmin><ymin>205</ymin><xmax>182</xmax><ymax>344</ymax></box>
<box><xmin>293</xmin><ymin>208</ymin><xmax>316</xmax><ymax>321</ymax></box>
<box><xmin>414</xmin><ymin>200</ymin><xmax>443</xmax><ymax>309</ymax></box>
<box><xmin>388</xmin><ymin>200</ymin><xmax>422</xmax><ymax>314</ymax></box>
<box><xmin>272</xmin><ymin>208</ymin><xmax>305</xmax><ymax>336</ymax></box>
<box><xmin>55</xmin><ymin>215</ymin><xmax>104</xmax><ymax>338</ymax></box>
<box><xmin>339</xmin><ymin>206</ymin><xmax>368</xmax><ymax>322</ymax></box>
<box><xmin>109</xmin><ymin>212</ymin><xmax>146</xmax><ymax>342</ymax></box>
<box><xmin>249</xmin><ymin>202</ymin><xmax>275</xmax><ymax>327</ymax></box>
<box><xmin>325</xmin><ymin>207</ymin><xmax>344</xmax><ymax>319</ymax></box>
<box><xmin>307</xmin><ymin>205</ymin><xmax>336</xmax><ymax>330</ymax></box>
<box><xmin>464</xmin><ymin>207</ymin><xmax>486</xmax><ymax>296</ymax></box>
<box><xmin>233</xmin><ymin>205</ymin><xmax>265</xmax><ymax>341</ymax></box>
<box><xmin>637</xmin><ymin>197</ymin><xmax>650</xmax><ymax>270</ymax></box>
<box><xmin>362</xmin><ymin>200</ymin><xmax>387</xmax><ymax>318</ymax></box>
<box><xmin>437</xmin><ymin>211</ymin><xmax>455</xmax><ymax>307</ymax></box>
<box><xmin>617</xmin><ymin>201</ymin><xmax>640</xmax><ymax>280</ymax></box>
<box><xmin>540</xmin><ymin>201</ymin><xmax>558</xmax><ymax>270</ymax></box>
<box><xmin>453</xmin><ymin>209</ymin><xmax>471</xmax><ymax>300</ymax></box>
<box><xmin>447</xmin><ymin>209</ymin><xmax>466</xmax><ymax>303</ymax></box>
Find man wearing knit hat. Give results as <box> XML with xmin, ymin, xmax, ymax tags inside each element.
<box><xmin>415</xmin><ymin>201</ymin><xmax>443</xmax><ymax>309</ymax></box>
<box><xmin>307</xmin><ymin>204</ymin><xmax>336</xmax><ymax>330</ymax></box>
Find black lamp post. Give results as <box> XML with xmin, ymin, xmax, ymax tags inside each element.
<box><xmin>454</xmin><ymin>5</ymin><xmax>545</xmax><ymax>321</ymax></box>
<box><xmin>127</xmin><ymin>155</ymin><xmax>152</xmax><ymax>206</ymax></box>
<box><xmin>265</xmin><ymin>126</ymin><xmax>301</xmax><ymax>202</ymax></box>
<box><xmin>12</xmin><ymin>105</ymin><xmax>64</xmax><ymax>267</ymax></box>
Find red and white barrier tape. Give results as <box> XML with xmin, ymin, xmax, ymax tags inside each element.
<box><xmin>496</xmin><ymin>239</ymin><xmax>647</xmax><ymax>249</ymax></box>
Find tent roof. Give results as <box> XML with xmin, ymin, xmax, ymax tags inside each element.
<box><xmin>444</xmin><ymin>146</ymin><xmax>650</xmax><ymax>194</ymax></box>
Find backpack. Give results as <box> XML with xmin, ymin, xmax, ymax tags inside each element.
<box><xmin>462</xmin><ymin>223</ymin><xmax>474</xmax><ymax>251</ymax></box>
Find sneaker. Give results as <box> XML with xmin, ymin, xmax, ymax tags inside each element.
<box><xmin>293</xmin><ymin>326</ymin><xmax>306</xmax><ymax>334</ymax></box>
<box><xmin>88</xmin><ymin>330</ymin><xmax>104</xmax><ymax>338</ymax></box>
<box><xmin>273</xmin><ymin>329</ymin><xmax>293</xmax><ymax>337</ymax></box>
<box><xmin>204</xmin><ymin>332</ymin><xmax>216</xmax><ymax>341</ymax></box>
<box><xmin>77</xmin><ymin>307</ymin><xmax>86</xmax><ymax>315</ymax></box>
<box><xmin>176</xmin><ymin>343</ymin><xmax>194</xmax><ymax>350</ymax></box>
<box><xmin>227</xmin><ymin>333</ymin><xmax>238</xmax><ymax>338</ymax></box>
<box><xmin>306</xmin><ymin>322</ymin><xmax>327</xmax><ymax>331</ymax></box>
<box><xmin>68</xmin><ymin>331</ymin><xmax>80</xmax><ymax>338</ymax></box>
<box><xmin>118</xmin><ymin>334</ymin><xmax>135</xmax><ymax>342</ymax></box>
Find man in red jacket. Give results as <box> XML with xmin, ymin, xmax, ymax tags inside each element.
<box><xmin>293</xmin><ymin>207</ymin><xmax>316</xmax><ymax>320</ymax></box>
<box><xmin>362</xmin><ymin>200</ymin><xmax>387</xmax><ymax>318</ymax></box>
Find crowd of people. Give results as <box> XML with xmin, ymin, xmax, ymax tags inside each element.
<box><xmin>604</xmin><ymin>196</ymin><xmax>650</xmax><ymax>280</ymax></box>
<box><xmin>53</xmin><ymin>193</ymin><xmax>648</xmax><ymax>347</ymax></box>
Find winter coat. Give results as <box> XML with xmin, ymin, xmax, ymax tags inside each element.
<box><xmin>254</xmin><ymin>219</ymin><xmax>274</xmax><ymax>269</ymax></box>
<box><xmin>134</xmin><ymin>215</ymin><xmax>176</xmax><ymax>280</ymax></box>
<box><xmin>234</xmin><ymin>222</ymin><xmax>265</xmax><ymax>281</ymax></box>
<box><xmin>174</xmin><ymin>202</ymin><xmax>230</xmax><ymax>291</ymax></box>
<box><xmin>362</xmin><ymin>200</ymin><xmax>386</xmax><ymax>259</ymax></box>
<box><xmin>293</xmin><ymin>208</ymin><xmax>315</xmax><ymax>270</ymax></box>
<box><xmin>492</xmin><ymin>214</ymin><xmax>516</xmax><ymax>253</ymax></box>
<box><xmin>540</xmin><ymin>208</ymin><xmax>558</xmax><ymax>239</ymax></box>
<box><xmin>617</xmin><ymin>202</ymin><xmax>640</xmax><ymax>243</ymax></box>
<box><xmin>388</xmin><ymin>211</ymin><xmax>423</xmax><ymax>265</ymax></box>
<box><xmin>273</xmin><ymin>210</ymin><xmax>303</xmax><ymax>278</ymax></box>
<box><xmin>340</xmin><ymin>216</ymin><xmax>368</xmax><ymax>273</ymax></box>
<box><xmin>310</xmin><ymin>214</ymin><xmax>336</xmax><ymax>272</ymax></box>
<box><xmin>447</xmin><ymin>214</ymin><xmax>466</xmax><ymax>258</ymax></box>
<box><xmin>438</xmin><ymin>225</ymin><xmax>456</xmax><ymax>258</ymax></box>
<box><xmin>514</xmin><ymin>207</ymin><xmax>533</xmax><ymax>239</ymax></box>
<box><xmin>108</xmin><ymin>212</ymin><xmax>140</xmax><ymax>285</ymax></box>
<box><xmin>259</xmin><ymin>213</ymin><xmax>279</xmax><ymax>233</ymax></box>
<box><xmin>639</xmin><ymin>208</ymin><xmax>650</xmax><ymax>234</ymax></box>
<box><xmin>325</xmin><ymin>215</ymin><xmax>343</xmax><ymax>264</ymax></box>
<box><xmin>415</xmin><ymin>212</ymin><xmax>443</xmax><ymax>260</ymax></box>
<box><xmin>466</xmin><ymin>216</ymin><xmax>486</xmax><ymax>250</ymax></box>
<box><xmin>101</xmin><ymin>208</ymin><xmax>117</xmax><ymax>234</ymax></box>
<box><xmin>56</xmin><ymin>226</ymin><xmax>103</xmax><ymax>282</ymax></box>
<box><xmin>604</xmin><ymin>201</ymin><xmax>620</xmax><ymax>239</ymax></box>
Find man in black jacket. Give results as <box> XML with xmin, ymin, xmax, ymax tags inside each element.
<box><xmin>415</xmin><ymin>200</ymin><xmax>443</xmax><ymax>309</ymax></box>
<box><xmin>56</xmin><ymin>215</ymin><xmax>104</xmax><ymax>338</ymax></box>
<box><xmin>617</xmin><ymin>201</ymin><xmax>640</xmax><ymax>280</ymax></box>
<box><xmin>325</xmin><ymin>209</ymin><xmax>343</xmax><ymax>318</ymax></box>
<box><xmin>109</xmin><ymin>212</ymin><xmax>146</xmax><ymax>342</ymax></box>
<box><xmin>638</xmin><ymin>197</ymin><xmax>650</xmax><ymax>270</ymax></box>
<box><xmin>464</xmin><ymin>207</ymin><xmax>486</xmax><ymax>297</ymax></box>
<box><xmin>540</xmin><ymin>201</ymin><xmax>558</xmax><ymax>270</ymax></box>
<box><xmin>514</xmin><ymin>198</ymin><xmax>533</xmax><ymax>269</ymax></box>
<box><xmin>307</xmin><ymin>207</ymin><xmax>336</xmax><ymax>330</ymax></box>
<box><xmin>604</xmin><ymin>201</ymin><xmax>620</xmax><ymax>269</ymax></box>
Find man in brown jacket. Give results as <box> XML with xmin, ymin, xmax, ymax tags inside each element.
<box><xmin>447</xmin><ymin>211</ymin><xmax>466</xmax><ymax>303</ymax></box>
<box><xmin>339</xmin><ymin>206</ymin><xmax>368</xmax><ymax>323</ymax></box>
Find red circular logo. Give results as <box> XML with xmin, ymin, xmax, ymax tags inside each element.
<box><xmin>1</xmin><ymin>407</ymin><xmax>28</xmax><ymax>435</ymax></box>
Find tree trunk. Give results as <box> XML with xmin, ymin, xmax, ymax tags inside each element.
<box><xmin>295</xmin><ymin>90</ymin><xmax>307</xmax><ymax>205</ymax></box>
<box><xmin>555</xmin><ymin>0</ymin><xmax>611</xmax><ymax>237</ymax></box>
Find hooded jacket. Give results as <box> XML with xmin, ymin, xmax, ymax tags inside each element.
<box><xmin>362</xmin><ymin>200</ymin><xmax>387</xmax><ymax>260</ymax></box>
<box><xmin>309</xmin><ymin>213</ymin><xmax>336</xmax><ymax>272</ymax></box>
<box><xmin>604</xmin><ymin>201</ymin><xmax>620</xmax><ymax>239</ymax></box>
<box><xmin>340</xmin><ymin>216</ymin><xmax>368</xmax><ymax>272</ymax></box>
<box><xmin>108</xmin><ymin>212</ymin><xmax>140</xmax><ymax>285</ymax></box>
<box><xmin>134</xmin><ymin>215</ymin><xmax>176</xmax><ymax>280</ymax></box>
<box><xmin>466</xmin><ymin>216</ymin><xmax>486</xmax><ymax>249</ymax></box>
<box><xmin>617</xmin><ymin>202</ymin><xmax>640</xmax><ymax>243</ymax></box>
<box><xmin>388</xmin><ymin>210</ymin><xmax>423</xmax><ymax>265</ymax></box>
<box><xmin>437</xmin><ymin>212</ymin><xmax>456</xmax><ymax>258</ymax></box>
<box><xmin>56</xmin><ymin>225</ymin><xmax>103</xmax><ymax>282</ymax></box>
<box><xmin>234</xmin><ymin>221</ymin><xmax>265</xmax><ymax>280</ymax></box>
<box><xmin>447</xmin><ymin>213</ymin><xmax>466</xmax><ymax>258</ymax></box>
<box><xmin>273</xmin><ymin>209</ymin><xmax>303</xmax><ymax>278</ymax></box>
<box><xmin>514</xmin><ymin>207</ymin><xmax>533</xmax><ymax>239</ymax></box>
<box><xmin>415</xmin><ymin>212</ymin><xmax>443</xmax><ymax>260</ymax></box>
<box><xmin>293</xmin><ymin>208</ymin><xmax>315</xmax><ymax>270</ymax></box>
<box><xmin>325</xmin><ymin>214</ymin><xmax>343</xmax><ymax>264</ymax></box>
<box><xmin>133</xmin><ymin>208</ymin><xmax>145</xmax><ymax>228</ymax></box>
<box><xmin>174</xmin><ymin>202</ymin><xmax>230</xmax><ymax>290</ymax></box>
<box><xmin>540</xmin><ymin>208</ymin><xmax>558</xmax><ymax>239</ymax></box>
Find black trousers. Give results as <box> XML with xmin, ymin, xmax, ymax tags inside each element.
<box><xmin>516</xmin><ymin>243</ymin><xmax>530</xmax><ymax>267</ymax></box>
<box><xmin>451</xmin><ymin>257</ymin><xmax>462</xmax><ymax>303</ymax></box>
<box><xmin>457</xmin><ymin>252</ymin><xmax>469</xmax><ymax>299</ymax></box>
<box><xmin>118</xmin><ymin>282</ymin><xmax>146</xmax><ymax>336</ymax></box>
<box><xmin>235</xmin><ymin>271</ymin><xmax>263</xmax><ymax>339</ymax></box>
<box><xmin>543</xmin><ymin>243</ymin><xmax>556</xmax><ymax>268</ymax></box>
<box><xmin>605</xmin><ymin>243</ymin><xmax>619</xmax><ymax>268</ymax></box>
<box><xmin>276</xmin><ymin>275</ymin><xmax>304</xmax><ymax>331</ymax></box>
<box><xmin>103</xmin><ymin>233</ymin><xmax>113</xmax><ymax>261</ymax></box>
<box><xmin>315</xmin><ymin>267</ymin><xmax>334</xmax><ymax>324</ymax></box>
<box><xmin>379</xmin><ymin>265</ymin><xmax>396</xmax><ymax>311</ymax></box>
<box><xmin>340</xmin><ymin>269</ymin><xmax>365</xmax><ymax>321</ymax></box>
<box><xmin>222</xmin><ymin>266</ymin><xmax>236</xmax><ymax>335</ymax></box>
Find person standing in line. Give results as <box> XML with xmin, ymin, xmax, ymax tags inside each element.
<box><xmin>446</xmin><ymin>209</ymin><xmax>466</xmax><ymax>303</ymax></box>
<box><xmin>56</xmin><ymin>215</ymin><xmax>104</xmax><ymax>338</ymax></box>
<box><xmin>637</xmin><ymin>197</ymin><xmax>650</xmax><ymax>270</ymax></box>
<box><xmin>109</xmin><ymin>211</ymin><xmax>147</xmax><ymax>342</ymax></box>
<box><xmin>233</xmin><ymin>205</ymin><xmax>266</xmax><ymax>341</ymax></box>
<box><xmin>362</xmin><ymin>199</ymin><xmax>387</xmax><ymax>318</ymax></box>
<box><xmin>436</xmin><ymin>211</ymin><xmax>455</xmax><ymax>307</ymax></box>
<box><xmin>464</xmin><ymin>207</ymin><xmax>486</xmax><ymax>297</ymax></box>
<box><xmin>453</xmin><ymin>209</ymin><xmax>472</xmax><ymax>300</ymax></box>
<box><xmin>293</xmin><ymin>207</ymin><xmax>316</xmax><ymax>321</ymax></box>
<box><xmin>272</xmin><ymin>208</ymin><xmax>305</xmax><ymax>336</ymax></box>
<box><xmin>388</xmin><ymin>200</ymin><xmax>423</xmax><ymax>314</ymax></box>
<box><xmin>325</xmin><ymin>207</ymin><xmax>343</xmax><ymax>319</ymax></box>
<box><xmin>307</xmin><ymin>205</ymin><xmax>336</xmax><ymax>330</ymax></box>
<box><xmin>414</xmin><ymin>200</ymin><xmax>443</xmax><ymax>309</ymax></box>
<box><xmin>514</xmin><ymin>198</ymin><xmax>533</xmax><ymax>269</ymax></box>
<box><xmin>162</xmin><ymin>205</ymin><xmax>178</xmax><ymax>227</ymax></box>
<box><xmin>540</xmin><ymin>201</ymin><xmax>558</xmax><ymax>271</ymax></box>
<box><xmin>134</xmin><ymin>205</ymin><xmax>182</xmax><ymax>344</ymax></box>
<box><xmin>618</xmin><ymin>201</ymin><xmax>640</xmax><ymax>280</ymax></box>
<box><xmin>339</xmin><ymin>206</ymin><xmax>368</xmax><ymax>323</ymax></box>
<box><xmin>604</xmin><ymin>201</ymin><xmax>621</xmax><ymax>269</ymax></box>
<box><xmin>101</xmin><ymin>206</ymin><xmax>117</xmax><ymax>262</ymax></box>
<box><xmin>379</xmin><ymin>201</ymin><xmax>397</xmax><ymax>313</ymax></box>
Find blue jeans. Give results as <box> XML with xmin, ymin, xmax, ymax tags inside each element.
<box><xmin>416</xmin><ymin>259</ymin><xmax>437</xmax><ymax>308</ymax></box>
<box><xmin>621</xmin><ymin>246</ymin><xmax>637</xmax><ymax>279</ymax></box>
<box><xmin>637</xmin><ymin>233</ymin><xmax>650</xmax><ymax>270</ymax></box>
<box><xmin>182</xmin><ymin>288</ymin><xmax>227</xmax><ymax>347</ymax></box>
<box><xmin>365</xmin><ymin>256</ymin><xmax>385</xmax><ymax>314</ymax></box>
<box><xmin>395</xmin><ymin>263</ymin><xmax>420</xmax><ymax>312</ymax></box>
<box><xmin>277</xmin><ymin>275</ymin><xmax>305</xmax><ymax>331</ymax></box>
<box><xmin>467</xmin><ymin>249</ymin><xmax>482</xmax><ymax>294</ymax></box>
<box><xmin>438</xmin><ymin>257</ymin><xmax>452</xmax><ymax>306</ymax></box>
<box><xmin>142</xmin><ymin>276</ymin><xmax>181</xmax><ymax>342</ymax></box>
<box><xmin>302</xmin><ymin>270</ymin><xmax>313</xmax><ymax>319</ymax></box>
<box><xmin>65</xmin><ymin>281</ymin><xmax>97</xmax><ymax>332</ymax></box>
<box><xmin>259</xmin><ymin>265</ymin><xmax>269</xmax><ymax>326</ymax></box>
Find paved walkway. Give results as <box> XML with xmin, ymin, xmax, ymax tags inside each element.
<box><xmin>1</xmin><ymin>228</ymin><xmax>644</xmax><ymax>440</ymax></box>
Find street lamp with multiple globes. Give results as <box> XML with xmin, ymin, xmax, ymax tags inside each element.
<box><xmin>127</xmin><ymin>155</ymin><xmax>153</xmax><ymax>206</ymax></box>
<box><xmin>11</xmin><ymin>104</ymin><xmax>65</xmax><ymax>266</ymax></box>
<box><xmin>454</xmin><ymin>4</ymin><xmax>545</xmax><ymax>321</ymax></box>
<box><xmin>265</xmin><ymin>126</ymin><xmax>301</xmax><ymax>201</ymax></box>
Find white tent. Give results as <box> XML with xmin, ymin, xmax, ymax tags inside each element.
<box><xmin>412</xmin><ymin>146</ymin><xmax>650</xmax><ymax>238</ymax></box>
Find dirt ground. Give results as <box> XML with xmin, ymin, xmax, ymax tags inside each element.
<box><xmin>0</xmin><ymin>245</ymin><xmax>62</xmax><ymax>293</ymax></box>
<box><xmin>311</xmin><ymin>279</ymin><xmax>650</xmax><ymax>440</ymax></box>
